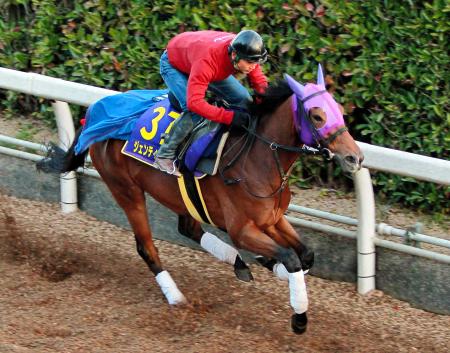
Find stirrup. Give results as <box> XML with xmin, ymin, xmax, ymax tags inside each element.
<box><xmin>155</xmin><ymin>157</ymin><xmax>181</xmax><ymax>177</ymax></box>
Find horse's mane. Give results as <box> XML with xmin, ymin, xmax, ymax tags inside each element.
<box><xmin>250</xmin><ymin>79</ymin><xmax>293</xmax><ymax>117</ymax></box>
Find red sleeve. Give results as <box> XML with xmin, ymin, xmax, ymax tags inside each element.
<box><xmin>248</xmin><ymin>65</ymin><xmax>268</xmax><ymax>94</ymax></box>
<box><xmin>186</xmin><ymin>60</ymin><xmax>234</xmax><ymax>125</ymax></box>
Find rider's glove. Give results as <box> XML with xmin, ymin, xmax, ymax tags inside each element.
<box><xmin>231</xmin><ymin>111</ymin><xmax>251</xmax><ymax>128</ymax></box>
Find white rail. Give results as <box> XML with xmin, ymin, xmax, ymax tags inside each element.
<box><xmin>0</xmin><ymin>67</ymin><xmax>117</xmax><ymax>106</ymax></box>
<box><xmin>356</xmin><ymin>142</ymin><xmax>450</xmax><ymax>185</ymax></box>
<box><xmin>0</xmin><ymin>143</ymin><xmax>99</xmax><ymax>178</ymax></box>
<box><xmin>1</xmin><ymin>67</ymin><xmax>449</xmax><ymax>295</ymax></box>
<box><xmin>4</xmin><ymin>137</ymin><xmax>448</xmax><ymax>267</ymax></box>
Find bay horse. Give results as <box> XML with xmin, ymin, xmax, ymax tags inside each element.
<box><xmin>37</xmin><ymin>65</ymin><xmax>363</xmax><ymax>334</ymax></box>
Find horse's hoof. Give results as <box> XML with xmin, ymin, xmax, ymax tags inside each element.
<box><xmin>234</xmin><ymin>256</ymin><xmax>254</xmax><ymax>282</ymax></box>
<box><xmin>234</xmin><ymin>267</ymin><xmax>254</xmax><ymax>282</ymax></box>
<box><xmin>291</xmin><ymin>312</ymin><xmax>308</xmax><ymax>334</ymax></box>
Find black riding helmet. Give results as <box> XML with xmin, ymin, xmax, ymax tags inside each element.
<box><xmin>229</xmin><ymin>30</ymin><xmax>268</xmax><ymax>64</ymax></box>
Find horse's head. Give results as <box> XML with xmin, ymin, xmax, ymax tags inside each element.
<box><xmin>285</xmin><ymin>65</ymin><xmax>363</xmax><ymax>174</ymax></box>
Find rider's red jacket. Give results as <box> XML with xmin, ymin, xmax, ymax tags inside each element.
<box><xmin>167</xmin><ymin>31</ymin><xmax>268</xmax><ymax>124</ymax></box>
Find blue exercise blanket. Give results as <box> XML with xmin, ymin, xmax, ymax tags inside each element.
<box><xmin>74</xmin><ymin>89</ymin><xmax>169</xmax><ymax>154</ymax></box>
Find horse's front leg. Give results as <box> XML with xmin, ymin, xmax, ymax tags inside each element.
<box><xmin>229</xmin><ymin>222</ymin><xmax>308</xmax><ymax>334</ymax></box>
<box><xmin>177</xmin><ymin>215</ymin><xmax>253</xmax><ymax>282</ymax></box>
<box><xmin>259</xmin><ymin>216</ymin><xmax>315</xmax><ymax>275</ymax></box>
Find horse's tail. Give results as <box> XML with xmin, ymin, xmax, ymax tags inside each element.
<box><xmin>36</xmin><ymin>128</ymin><xmax>88</xmax><ymax>174</ymax></box>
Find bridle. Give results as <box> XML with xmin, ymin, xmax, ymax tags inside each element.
<box><xmin>219</xmin><ymin>90</ymin><xmax>348</xmax><ymax>199</ymax></box>
<box><xmin>299</xmin><ymin>90</ymin><xmax>348</xmax><ymax>151</ymax></box>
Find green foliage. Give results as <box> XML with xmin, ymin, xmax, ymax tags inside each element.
<box><xmin>0</xmin><ymin>0</ymin><xmax>448</xmax><ymax>213</ymax></box>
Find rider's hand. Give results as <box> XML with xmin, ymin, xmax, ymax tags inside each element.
<box><xmin>231</xmin><ymin>111</ymin><xmax>251</xmax><ymax>128</ymax></box>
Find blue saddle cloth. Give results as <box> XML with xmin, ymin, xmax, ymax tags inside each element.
<box><xmin>75</xmin><ymin>89</ymin><xmax>225</xmax><ymax>175</ymax></box>
<box><xmin>74</xmin><ymin>89</ymin><xmax>168</xmax><ymax>154</ymax></box>
<box><xmin>122</xmin><ymin>98</ymin><xmax>225</xmax><ymax>175</ymax></box>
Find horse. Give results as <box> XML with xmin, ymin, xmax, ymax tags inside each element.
<box><xmin>37</xmin><ymin>64</ymin><xmax>363</xmax><ymax>334</ymax></box>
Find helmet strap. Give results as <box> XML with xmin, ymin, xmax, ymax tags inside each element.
<box><xmin>229</xmin><ymin>50</ymin><xmax>240</xmax><ymax>69</ymax></box>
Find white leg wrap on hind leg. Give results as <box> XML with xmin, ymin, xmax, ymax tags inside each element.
<box><xmin>200</xmin><ymin>232</ymin><xmax>239</xmax><ymax>265</ymax></box>
<box><xmin>289</xmin><ymin>270</ymin><xmax>308</xmax><ymax>314</ymax></box>
<box><xmin>155</xmin><ymin>270</ymin><xmax>186</xmax><ymax>305</ymax></box>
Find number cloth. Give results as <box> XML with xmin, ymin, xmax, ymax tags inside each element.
<box><xmin>74</xmin><ymin>90</ymin><xmax>168</xmax><ymax>155</ymax></box>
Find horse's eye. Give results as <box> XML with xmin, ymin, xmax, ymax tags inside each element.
<box><xmin>312</xmin><ymin>114</ymin><xmax>322</xmax><ymax>122</ymax></box>
<box><xmin>310</xmin><ymin>113</ymin><xmax>326</xmax><ymax>128</ymax></box>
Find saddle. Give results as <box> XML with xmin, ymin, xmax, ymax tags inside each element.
<box><xmin>171</xmin><ymin>93</ymin><xmax>232</xmax><ymax>177</ymax></box>
<box><xmin>177</xmin><ymin>118</ymin><xmax>229</xmax><ymax>177</ymax></box>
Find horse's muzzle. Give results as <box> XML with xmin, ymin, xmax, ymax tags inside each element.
<box><xmin>340</xmin><ymin>152</ymin><xmax>364</xmax><ymax>174</ymax></box>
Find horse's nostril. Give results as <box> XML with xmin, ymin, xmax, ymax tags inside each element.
<box><xmin>345</xmin><ymin>155</ymin><xmax>357</xmax><ymax>164</ymax></box>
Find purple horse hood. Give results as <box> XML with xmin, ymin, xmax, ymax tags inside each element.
<box><xmin>285</xmin><ymin>65</ymin><xmax>345</xmax><ymax>146</ymax></box>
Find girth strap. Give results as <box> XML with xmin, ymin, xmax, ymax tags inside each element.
<box><xmin>177</xmin><ymin>172</ymin><xmax>216</xmax><ymax>226</ymax></box>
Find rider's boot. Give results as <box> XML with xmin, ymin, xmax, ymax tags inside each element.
<box><xmin>155</xmin><ymin>111</ymin><xmax>193</xmax><ymax>177</ymax></box>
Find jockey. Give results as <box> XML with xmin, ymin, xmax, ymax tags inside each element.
<box><xmin>155</xmin><ymin>30</ymin><xmax>269</xmax><ymax>176</ymax></box>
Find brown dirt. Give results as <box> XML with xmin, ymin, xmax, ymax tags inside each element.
<box><xmin>1</xmin><ymin>194</ymin><xmax>449</xmax><ymax>353</ymax></box>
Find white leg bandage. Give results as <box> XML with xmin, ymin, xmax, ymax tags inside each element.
<box><xmin>273</xmin><ymin>262</ymin><xmax>309</xmax><ymax>281</ymax></box>
<box><xmin>155</xmin><ymin>270</ymin><xmax>187</xmax><ymax>305</ymax></box>
<box><xmin>289</xmin><ymin>270</ymin><xmax>308</xmax><ymax>314</ymax></box>
<box><xmin>200</xmin><ymin>232</ymin><xmax>239</xmax><ymax>265</ymax></box>
<box><xmin>273</xmin><ymin>262</ymin><xmax>289</xmax><ymax>281</ymax></box>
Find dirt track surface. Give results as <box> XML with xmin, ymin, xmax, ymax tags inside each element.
<box><xmin>1</xmin><ymin>193</ymin><xmax>449</xmax><ymax>353</ymax></box>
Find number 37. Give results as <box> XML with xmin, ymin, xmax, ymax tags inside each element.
<box><xmin>139</xmin><ymin>106</ymin><xmax>181</xmax><ymax>144</ymax></box>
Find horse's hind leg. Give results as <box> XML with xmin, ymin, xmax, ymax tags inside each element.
<box><xmin>178</xmin><ymin>215</ymin><xmax>253</xmax><ymax>282</ymax></box>
<box><xmin>96</xmin><ymin>168</ymin><xmax>186</xmax><ymax>305</ymax></box>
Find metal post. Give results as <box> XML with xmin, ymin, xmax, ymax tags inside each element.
<box><xmin>354</xmin><ymin>167</ymin><xmax>376</xmax><ymax>294</ymax></box>
<box><xmin>52</xmin><ymin>101</ymin><xmax>77</xmax><ymax>214</ymax></box>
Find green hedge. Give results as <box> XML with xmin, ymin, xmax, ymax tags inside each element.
<box><xmin>0</xmin><ymin>0</ymin><xmax>448</xmax><ymax>214</ymax></box>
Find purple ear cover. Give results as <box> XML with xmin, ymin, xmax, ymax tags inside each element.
<box><xmin>284</xmin><ymin>73</ymin><xmax>305</xmax><ymax>99</ymax></box>
<box><xmin>317</xmin><ymin>63</ymin><xmax>325</xmax><ymax>88</ymax></box>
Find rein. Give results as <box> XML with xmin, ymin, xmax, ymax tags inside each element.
<box><xmin>218</xmin><ymin>89</ymin><xmax>346</xmax><ymax>199</ymax></box>
<box><xmin>219</xmin><ymin>119</ymin><xmax>324</xmax><ymax>199</ymax></box>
